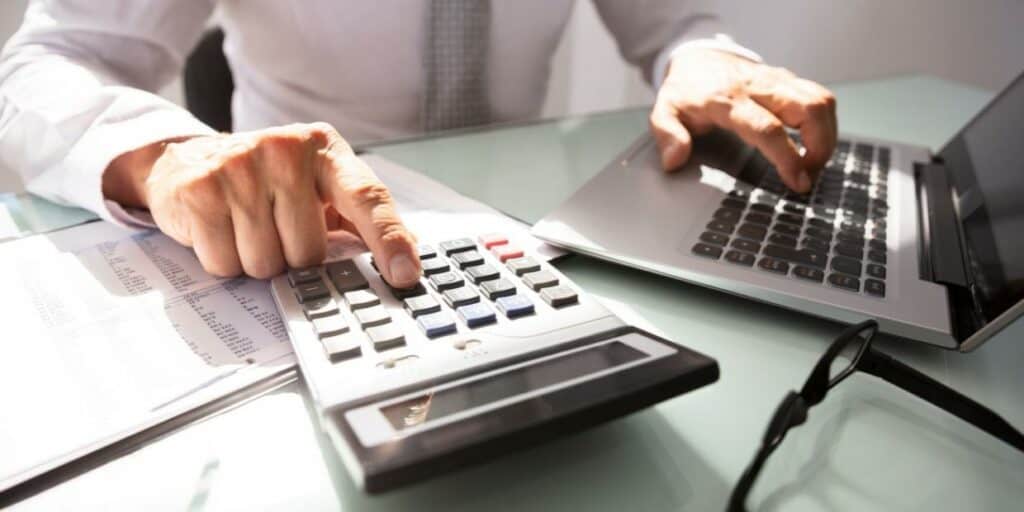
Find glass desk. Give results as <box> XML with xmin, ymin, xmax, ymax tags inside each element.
<box><xmin>12</xmin><ymin>76</ymin><xmax>1024</xmax><ymax>511</ymax></box>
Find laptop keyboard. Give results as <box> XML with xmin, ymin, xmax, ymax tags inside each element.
<box><xmin>691</xmin><ymin>138</ymin><xmax>889</xmax><ymax>298</ymax></box>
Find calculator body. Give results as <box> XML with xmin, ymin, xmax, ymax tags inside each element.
<box><xmin>271</xmin><ymin>234</ymin><xmax>719</xmax><ymax>492</ymax></box>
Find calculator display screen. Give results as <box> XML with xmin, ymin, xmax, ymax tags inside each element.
<box><xmin>381</xmin><ymin>341</ymin><xmax>645</xmax><ymax>431</ymax></box>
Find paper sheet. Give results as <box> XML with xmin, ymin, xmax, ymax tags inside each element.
<box><xmin>0</xmin><ymin>155</ymin><xmax>557</xmax><ymax>491</ymax></box>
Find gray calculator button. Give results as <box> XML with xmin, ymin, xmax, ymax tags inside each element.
<box><xmin>421</xmin><ymin>257</ymin><xmax>450</xmax><ymax>276</ymax></box>
<box><xmin>312</xmin><ymin>315</ymin><xmax>349</xmax><ymax>339</ymax></box>
<box><xmin>322</xmin><ymin>334</ymin><xmax>362</xmax><ymax>362</ymax></box>
<box><xmin>404</xmin><ymin>295</ymin><xmax>441</xmax><ymax>318</ymax></box>
<box><xmin>443</xmin><ymin>286</ymin><xmax>480</xmax><ymax>308</ymax></box>
<box><xmin>366</xmin><ymin>323</ymin><xmax>405</xmax><ymax>351</ymax></box>
<box><xmin>540</xmin><ymin>285</ymin><xmax>578</xmax><ymax>308</ymax></box>
<box><xmin>506</xmin><ymin>256</ymin><xmax>540</xmax><ymax>276</ymax></box>
<box><xmin>480</xmin><ymin>278</ymin><xmax>516</xmax><ymax>300</ymax></box>
<box><xmin>451</xmin><ymin>250</ymin><xmax>484</xmax><ymax>269</ymax></box>
<box><xmin>354</xmin><ymin>306</ymin><xmax>391</xmax><ymax>328</ymax></box>
<box><xmin>522</xmin><ymin>270</ymin><xmax>559</xmax><ymax>291</ymax></box>
<box><xmin>439</xmin><ymin>238</ymin><xmax>476</xmax><ymax>255</ymax></box>
<box><xmin>288</xmin><ymin>267</ymin><xmax>320</xmax><ymax>287</ymax></box>
<box><xmin>294</xmin><ymin>280</ymin><xmax>330</xmax><ymax>304</ymax></box>
<box><xmin>465</xmin><ymin>264</ymin><xmax>499</xmax><ymax>284</ymax></box>
<box><xmin>344</xmin><ymin>289</ymin><xmax>380</xmax><ymax>310</ymax></box>
<box><xmin>418</xmin><ymin>244</ymin><xmax>437</xmax><ymax>259</ymax></box>
<box><xmin>326</xmin><ymin>260</ymin><xmax>368</xmax><ymax>293</ymax></box>
<box><xmin>429</xmin><ymin>271</ymin><xmax>464</xmax><ymax>291</ymax></box>
<box><xmin>303</xmin><ymin>297</ymin><xmax>339</xmax><ymax>320</ymax></box>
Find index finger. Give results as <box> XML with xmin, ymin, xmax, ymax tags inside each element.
<box><xmin>317</xmin><ymin>145</ymin><xmax>421</xmax><ymax>288</ymax></box>
<box><xmin>710</xmin><ymin>99</ymin><xmax>809</xmax><ymax>193</ymax></box>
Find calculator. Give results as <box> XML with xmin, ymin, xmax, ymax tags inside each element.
<box><xmin>270</xmin><ymin>232</ymin><xmax>719</xmax><ymax>492</ymax></box>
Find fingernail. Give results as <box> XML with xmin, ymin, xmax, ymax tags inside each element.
<box><xmin>797</xmin><ymin>171</ymin><xmax>812</xmax><ymax>193</ymax></box>
<box><xmin>388</xmin><ymin>253</ymin><xmax>420</xmax><ymax>285</ymax></box>
<box><xmin>661</xmin><ymin>142</ymin><xmax>679</xmax><ymax>171</ymax></box>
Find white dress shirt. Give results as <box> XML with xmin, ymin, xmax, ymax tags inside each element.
<box><xmin>0</xmin><ymin>0</ymin><xmax>759</xmax><ymax>225</ymax></box>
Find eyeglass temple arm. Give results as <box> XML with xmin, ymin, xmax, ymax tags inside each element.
<box><xmin>858</xmin><ymin>349</ymin><xmax>1024</xmax><ymax>452</ymax></box>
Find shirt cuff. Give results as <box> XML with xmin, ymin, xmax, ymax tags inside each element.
<box><xmin>54</xmin><ymin>93</ymin><xmax>216</xmax><ymax>228</ymax></box>
<box><xmin>652</xmin><ymin>34</ymin><xmax>764</xmax><ymax>87</ymax></box>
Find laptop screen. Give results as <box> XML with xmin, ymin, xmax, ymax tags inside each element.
<box><xmin>938</xmin><ymin>71</ymin><xmax>1024</xmax><ymax>325</ymax></box>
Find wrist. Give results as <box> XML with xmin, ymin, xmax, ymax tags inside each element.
<box><xmin>102</xmin><ymin>137</ymin><xmax>190</xmax><ymax>208</ymax></box>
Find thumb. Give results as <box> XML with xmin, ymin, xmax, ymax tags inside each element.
<box><xmin>649</xmin><ymin>100</ymin><xmax>694</xmax><ymax>172</ymax></box>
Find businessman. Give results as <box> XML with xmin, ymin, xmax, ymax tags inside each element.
<box><xmin>0</xmin><ymin>1</ymin><xmax>836</xmax><ymax>288</ymax></box>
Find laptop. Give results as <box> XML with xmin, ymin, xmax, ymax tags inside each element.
<box><xmin>533</xmin><ymin>71</ymin><xmax>1024</xmax><ymax>351</ymax></box>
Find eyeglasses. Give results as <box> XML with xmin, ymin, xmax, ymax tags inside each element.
<box><xmin>728</xmin><ymin>320</ymin><xmax>1024</xmax><ymax>512</ymax></box>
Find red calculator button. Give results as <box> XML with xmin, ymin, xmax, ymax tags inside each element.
<box><xmin>492</xmin><ymin>245</ymin><xmax>523</xmax><ymax>262</ymax></box>
<box><xmin>478</xmin><ymin>233</ymin><xmax>508</xmax><ymax>249</ymax></box>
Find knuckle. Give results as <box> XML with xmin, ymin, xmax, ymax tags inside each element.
<box><xmin>245</xmin><ymin>259</ymin><xmax>284</xmax><ymax>280</ymax></box>
<box><xmin>347</xmin><ymin>180</ymin><xmax>394</xmax><ymax>211</ymax></box>
<box><xmin>751</xmin><ymin>117</ymin><xmax>785</xmax><ymax>139</ymax></box>
<box><xmin>179</xmin><ymin>172</ymin><xmax>224</xmax><ymax>212</ymax></box>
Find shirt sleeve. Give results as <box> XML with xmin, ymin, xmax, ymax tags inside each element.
<box><xmin>589</xmin><ymin>1</ymin><xmax>761</xmax><ymax>86</ymax></box>
<box><xmin>0</xmin><ymin>0</ymin><xmax>218</xmax><ymax>226</ymax></box>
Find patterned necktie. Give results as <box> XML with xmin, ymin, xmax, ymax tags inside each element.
<box><xmin>422</xmin><ymin>0</ymin><xmax>491</xmax><ymax>132</ymax></box>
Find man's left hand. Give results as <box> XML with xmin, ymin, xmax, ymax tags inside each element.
<box><xmin>650</xmin><ymin>48</ymin><xmax>837</xmax><ymax>194</ymax></box>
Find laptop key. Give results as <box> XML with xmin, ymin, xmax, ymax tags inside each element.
<box><xmin>731</xmin><ymin>238</ymin><xmax>761</xmax><ymax>253</ymax></box>
<box><xmin>772</xmin><ymin>223</ymin><xmax>801</xmax><ymax>237</ymax></box>
<box><xmin>757</xmin><ymin>256</ymin><xmax>790</xmax><ymax>275</ymax></box>
<box><xmin>700</xmin><ymin>231</ymin><xmax>729</xmax><ymax>246</ymax></box>
<box><xmin>724</xmin><ymin>250</ymin><xmax>756</xmax><ymax>267</ymax></box>
<box><xmin>764</xmin><ymin>245</ymin><xmax>828</xmax><ymax>269</ymax></box>
<box><xmin>805</xmin><ymin>227</ymin><xmax>833</xmax><ymax>242</ymax></box>
<box><xmin>783</xmin><ymin>203</ymin><xmax>807</xmax><ymax>215</ymax></box>
<box><xmin>867</xmin><ymin>263</ymin><xmax>886</xmax><ymax>279</ymax></box>
<box><xmin>868</xmin><ymin>250</ymin><xmax>887</xmax><ymax>264</ymax></box>
<box><xmin>721</xmin><ymin>198</ymin><xmax>747</xmax><ymax>210</ymax></box>
<box><xmin>777</xmin><ymin>213</ymin><xmax>804</xmax><ymax>226</ymax></box>
<box><xmin>746</xmin><ymin>212</ymin><xmax>773</xmax><ymax>225</ymax></box>
<box><xmin>792</xmin><ymin>264</ymin><xmax>824</xmax><ymax>282</ymax></box>
<box><xmin>828</xmin><ymin>273</ymin><xmax>861</xmax><ymax>292</ymax></box>
<box><xmin>801</xmin><ymin>237</ymin><xmax>830</xmax><ymax>252</ymax></box>
<box><xmin>713</xmin><ymin>208</ymin><xmax>742</xmax><ymax>223</ymax></box>
<box><xmin>749</xmin><ymin>203</ymin><xmax>775</xmax><ymax>214</ymax></box>
<box><xmin>737</xmin><ymin>224</ymin><xmax>767</xmax><ymax>241</ymax></box>
<box><xmin>691</xmin><ymin>243</ymin><xmax>723</xmax><ymax>259</ymax></box>
<box><xmin>834</xmin><ymin>243</ymin><xmax>864</xmax><ymax>260</ymax></box>
<box><xmin>707</xmin><ymin>220</ymin><xmax>736</xmax><ymax>234</ymax></box>
<box><xmin>865</xmin><ymin>279</ymin><xmax>886</xmax><ymax>297</ymax></box>
<box><xmin>836</xmin><ymin>230</ymin><xmax>865</xmax><ymax>245</ymax></box>
<box><xmin>768</xmin><ymin>233</ymin><xmax>798</xmax><ymax>248</ymax></box>
<box><xmin>831</xmin><ymin>256</ymin><xmax>862</xmax><ymax>277</ymax></box>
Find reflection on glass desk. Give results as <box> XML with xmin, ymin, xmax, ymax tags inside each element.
<box><xmin>10</xmin><ymin>76</ymin><xmax>1024</xmax><ymax>512</ymax></box>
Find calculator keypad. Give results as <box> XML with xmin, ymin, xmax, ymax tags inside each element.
<box><xmin>285</xmin><ymin>235</ymin><xmax>580</xmax><ymax>363</ymax></box>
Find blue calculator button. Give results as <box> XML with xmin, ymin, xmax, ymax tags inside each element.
<box><xmin>495</xmin><ymin>294</ymin><xmax>534</xmax><ymax>318</ymax></box>
<box><xmin>416</xmin><ymin>311</ymin><xmax>457</xmax><ymax>338</ymax></box>
<box><xmin>457</xmin><ymin>302</ymin><xmax>497</xmax><ymax>328</ymax></box>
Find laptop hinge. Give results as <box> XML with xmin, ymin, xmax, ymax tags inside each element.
<box><xmin>915</xmin><ymin>161</ymin><xmax>968</xmax><ymax>288</ymax></box>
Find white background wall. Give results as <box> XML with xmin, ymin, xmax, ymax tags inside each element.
<box><xmin>3</xmin><ymin>0</ymin><xmax>1024</xmax><ymax>191</ymax></box>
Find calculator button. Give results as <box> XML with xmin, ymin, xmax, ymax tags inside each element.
<box><xmin>439</xmin><ymin>238</ymin><xmax>476</xmax><ymax>255</ymax></box>
<box><xmin>495</xmin><ymin>294</ymin><xmax>535</xmax><ymax>318</ymax></box>
<box><xmin>303</xmin><ymin>297</ymin><xmax>339</xmax><ymax>320</ymax></box>
<box><xmin>457</xmin><ymin>302</ymin><xmax>497</xmax><ymax>327</ymax></box>
<box><xmin>344</xmin><ymin>289</ymin><xmax>380</xmax><ymax>310</ymax></box>
<box><xmin>865</xmin><ymin>279</ymin><xmax>886</xmax><ymax>297</ymax></box>
<box><xmin>451</xmin><ymin>250</ymin><xmax>485</xmax><ymax>269</ymax></box>
<box><xmin>421</xmin><ymin>257</ymin><xmax>451</xmax><ymax>276</ymax></box>
<box><xmin>429</xmin><ymin>271</ymin><xmax>464</xmax><ymax>291</ymax></box>
<box><xmin>480</xmin><ymin>278</ymin><xmax>516</xmax><ymax>299</ymax></box>
<box><xmin>691</xmin><ymin>243</ymin><xmax>722</xmax><ymax>259</ymax></box>
<box><xmin>312</xmin><ymin>315</ymin><xmax>349</xmax><ymax>339</ymax></box>
<box><xmin>323</xmin><ymin>334</ymin><xmax>361</xmax><ymax>362</ymax></box>
<box><xmin>294</xmin><ymin>280</ymin><xmax>330</xmax><ymax>304</ymax></box>
<box><xmin>506</xmin><ymin>256</ymin><xmax>541</xmax><ymax>276</ymax></box>
<box><xmin>418</xmin><ymin>244</ymin><xmax>438</xmax><ymax>260</ymax></box>
<box><xmin>404</xmin><ymin>295</ymin><xmax>441</xmax><ymax>318</ymax></box>
<box><xmin>354</xmin><ymin>306</ymin><xmax>391</xmax><ymax>328</ymax></box>
<box><xmin>540</xmin><ymin>285</ymin><xmax>579</xmax><ymax>308</ymax></box>
<box><xmin>288</xmin><ymin>268</ymin><xmax>320</xmax><ymax>287</ymax></box>
<box><xmin>366</xmin><ymin>323</ymin><xmax>406</xmax><ymax>351</ymax></box>
<box><xmin>478</xmin><ymin>233</ymin><xmax>508</xmax><ymax>249</ymax></box>
<box><xmin>491</xmin><ymin>245</ymin><xmax>524</xmax><ymax>262</ymax></box>
<box><xmin>325</xmin><ymin>260</ymin><xmax>369</xmax><ymax>293</ymax></box>
<box><xmin>417</xmin><ymin>311</ymin><xmax>457</xmax><ymax>338</ymax></box>
<box><xmin>388</xmin><ymin>282</ymin><xmax>428</xmax><ymax>299</ymax></box>
<box><xmin>443</xmin><ymin>286</ymin><xmax>480</xmax><ymax>308</ymax></box>
<box><xmin>521</xmin><ymin>270</ymin><xmax>559</xmax><ymax>291</ymax></box>
<box><xmin>465</xmin><ymin>264</ymin><xmax>500</xmax><ymax>284</ymax></box>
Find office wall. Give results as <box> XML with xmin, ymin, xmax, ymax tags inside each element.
<box><xmin>2</xmin><ymin>0</ymin><xmax>1023</xmax><ymax>192</ymax></box>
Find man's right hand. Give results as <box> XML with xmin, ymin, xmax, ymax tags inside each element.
<box><xmin>102</xmin><ymin>122</ymin><xmax>422</xmax><ymax>287</ymax></box>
